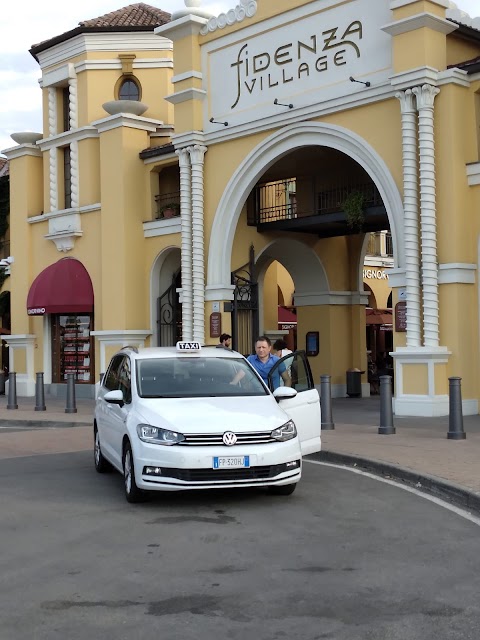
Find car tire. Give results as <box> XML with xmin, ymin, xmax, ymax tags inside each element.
<box><xmin>268</xmin><ymin>483</ymin><xmax>297</xmax><ymax>496</ymax></box>
<box><xmin>94</xmin><ymin>426</ymin><xmax>112</xmax><ymax>473</ymax></box>
<box><xmin>123</xmin><ymin>442</ymin><xmax>146</xmax><ymax>503</ymax></box>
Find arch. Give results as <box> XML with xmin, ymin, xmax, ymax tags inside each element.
<box><xmin>207</xmin><ymin>122</ymin><xmax>404</xmax><ymax>293</ymax></box>
<box><xmin>149</xmin><ymin>247</ymin><xmax>181</xmax><ymax>340</ymax></box>
<box><xmin>255</xmin><ymin>238</ymin><xmax>329</xmax><ymax>297</ymax></box>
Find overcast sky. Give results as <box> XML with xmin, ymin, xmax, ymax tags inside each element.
<box><xmin>1</xmin><ymin>0</ymin><xmax>479</xmax><ymax>157</ymax></box>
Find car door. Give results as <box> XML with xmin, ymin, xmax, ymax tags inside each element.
<box><xmin>107</xmin><ymin>356</ymin><xmax>132</xmax><ymax>467</ymax></box>
<box><xmin>96</xmin><ymin>354</ymin><xmax>124</xmax><ymax>462</ymax></box>
<box><xmin>268</xmin><ymin>350</ymin><xmax>321</xmax><ymax>455</ymax></box>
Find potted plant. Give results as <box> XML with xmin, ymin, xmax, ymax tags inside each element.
<box><xmin>159</xmin><ymin>202</ymin><xmax>180</xmax><ymax>219</ymax></box>
<box><xmin>342</xmin><ymin>190</ymin><xmax>366</xmax><ymax>232</ymax></box>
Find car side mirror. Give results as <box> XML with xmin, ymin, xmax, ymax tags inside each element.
<box><xmin>104</xmin><ymin>389</ymin><xmax>124</xmax><ymax>407</ymax></box>
<box><xmin>273</xmin><ymin>387</ymin><xmax>297</xmax><ymax>402</ymax></box>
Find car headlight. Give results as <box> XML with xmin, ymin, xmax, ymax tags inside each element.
<box><xmin>136</xmin><ymin>424</ymin><xmax>185</xmax><ymax>446</ymax></box>
<box><xmin>271</xmin><ymin>419</ymin><xmax>297</xmax><ymax>442</ymax></box>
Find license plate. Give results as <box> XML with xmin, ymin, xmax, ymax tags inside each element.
<box><xmin>213</xmin><ymin>456</ymin><xmax>250</xmax><ymax>469</ymax></box>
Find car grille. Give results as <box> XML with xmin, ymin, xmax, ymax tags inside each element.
<box><xmin>146</xmin><ymin>463</ymin><xmax>295</xmax><ymax>482</ymax></box>
<box><xmin>179</xmin><ymin>431</ymin><xmax>276</xmax><ymax>446</ymax></box>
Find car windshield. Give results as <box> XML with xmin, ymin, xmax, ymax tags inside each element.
<box><xmin>136</xmin><ymin>357</ymin><xmax>268</xmax><ymax>398</ymax></box>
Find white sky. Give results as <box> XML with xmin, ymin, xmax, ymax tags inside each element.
<box><xmin>1</xmin><ymin>0</ymin><xmax>479</xmax><ymax>157</ymax></box>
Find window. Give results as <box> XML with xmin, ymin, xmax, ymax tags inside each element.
<box><xmin>62</xmin><ymin>87</ymin><xmax>70</xmax><ymax>132</ymax></box>
<box><xmin>63</xmin><ymin>146</ymin><xmax>71</xmax><ymax>209</ymax></box>
<box><xmin>118</xmin><ymin>79</ymin><xmax>140</xmax><ymax>101</ymax></box>
<box><xmin>104</xmin><ymin>355</ymin><xmax>124</xmax><ymax>391</ymax></box>
<box><xmin>51</xmin><ymin>314</ymin><xmax>94</xmax><ymax>384</ymax></box>
<box><xmin>117</xmin><ymin>358</ymin><xmax>132</xmax><ymax>404</ymax></box>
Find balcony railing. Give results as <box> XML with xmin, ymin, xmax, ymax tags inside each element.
<box><xmin>252</xmin><ymin>179</ymin><xmax>383</xmax><ymax>225</ymax></box>
<box><xmin>155</xmin><ymin>191</ymin><xmax>181</xmax><ymax>220</ymax></box>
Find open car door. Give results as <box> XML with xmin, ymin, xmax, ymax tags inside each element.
<box><xmin>268</xmin><ymin>350</ymin><xmax>321</xmax><ymax>455</ymax></box>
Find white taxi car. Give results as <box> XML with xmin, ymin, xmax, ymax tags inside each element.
<box><xmin>94</xmin><ymin>342</ymin><xmax>321</xmax><ymax>502</ymax></box>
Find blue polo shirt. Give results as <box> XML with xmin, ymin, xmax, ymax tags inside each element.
<box><xmin>247</xmin><ymin>354</ymin><xmax>286</xmax><ymax>390</ymax></box>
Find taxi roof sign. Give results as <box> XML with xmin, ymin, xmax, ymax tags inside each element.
<box><xmin>176</xmin><ymin>341</ymin><xmax>201</xmax><ymax>352</ymax></box>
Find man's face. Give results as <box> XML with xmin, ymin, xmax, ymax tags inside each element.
<box><xmin>255</xmin><ymin>340</ymin><xmax>271</xmax><ymax>360</ymax></box>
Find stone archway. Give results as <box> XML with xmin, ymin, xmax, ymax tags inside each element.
<box><xmin>150</xmin><ymin>247</ymin><xmax>181</xmax><ymax>345</ymax></box>
<box><xmin>207</xmin><ymin>121</ymin><xmax>404</xmax><ymax>296</ymax></box>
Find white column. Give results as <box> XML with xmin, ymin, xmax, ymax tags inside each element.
<box><xmin>396</xmin><ymin>89</ymin><xmax>421</xmax><ymax>347</ymax></box>
<box><xmin>48</xmin><ymin>87</ymin><xmax>58</xmax><ymax>213</ymax></box>
<box><xmin>189</xmin><ymin>144</ymin><xmax>208</xmax><ymax>344</ymax></box>
<box><xmin>176</xmin><ymin>147</ymin><xmax>193</xmax><ymax>341</ymax></box>
<box><xmin>413</xmin><ymin>84</ymin><xmax>440</xmax><ymax>347</ymax></box>
<box><xmin>68</xmin><ymin>76</ymin><xmax>79</xmax><ymax>208</ymax></box>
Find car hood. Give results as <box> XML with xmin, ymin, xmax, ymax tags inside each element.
<box><xmin>133</xmin><ymin>395</ymin><xmax>289</xmax><ymax>433</ymax></box>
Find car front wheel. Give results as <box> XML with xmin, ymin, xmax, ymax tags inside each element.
<box><xmin>94</xmin><ymin>426</ymin><xmax>111</xmax><ymax>473</ymax></box>
<box><xmin>268</xmin><ymin>483</ymin><xmax>297</xmax><ymax>496</ymax></box>
<box><xmin>123</xmin><ymin>442</ymin><xmax>146</xmax><ymax>503</ymax></box>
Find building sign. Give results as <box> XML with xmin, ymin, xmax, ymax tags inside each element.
<box><xmin>395</xmin><ymin>301</ymin><xmax>407</xmax><ymax>332</ymax></box>
<box><xmin>204</xmin><ymin>0</ymin><xmax>392</xmax><ymax>128</ymax></box>
<box><xmin>363</xmin><ymin>269</ymin><xmax>389</xmax><ymax>280</ymax></box>
<box><xmin>28</xmin><ymin>307</ymin><xmax>46</xmax><ymax>316</ymax></box>
<box><xmin>210</xmin><ymin>312</ymin><xmax>222</xmax><ymax>338</ymax></box>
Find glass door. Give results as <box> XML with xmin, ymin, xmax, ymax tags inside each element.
<box><xmin>52</xmin><ymin>314</ymin><xmax>94</xmax><ymax>383</ymax></box>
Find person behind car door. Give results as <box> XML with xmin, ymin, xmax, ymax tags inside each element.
<box><xmin>247</xmin><ymin>336</ymin><xmax>291</xmax><ymax>390</ymax></box>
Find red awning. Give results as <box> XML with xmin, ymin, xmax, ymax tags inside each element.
<box><xmin>278</xmin><ymin>306</ymin><xmax>297</xmax><ymax>325</ymax></box>
<box><xmin>366</xmin><ymin>308</ymin><xmax>393</xmax><ymax>325</ymax></box>
<box><xmin>27</xmin><ymin>258</ymin><xmax>94</xmax><ymax>316</ymax></box>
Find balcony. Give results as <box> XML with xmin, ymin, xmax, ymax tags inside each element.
<box><xmin>248</xmin><ymin>179</ymin><xmax>388</xmax><ymax>238</ymax></box>
<box><xmin>155</xmin><ymin>191</ymin><xmax>181</xmax><ymax>220</ymax></box>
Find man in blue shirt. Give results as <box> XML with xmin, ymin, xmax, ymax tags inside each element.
<box><xmin>247</xmin><ymin>336</ymin><xmax>291</xmax><ymax>390</ymax></box>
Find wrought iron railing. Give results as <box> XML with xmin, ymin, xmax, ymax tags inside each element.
<box><xmin>385</xmin><ymin>232</ymin><xmax>393</xmax><ymax>257</ymax></box>
<box><xmin>253</xmin><ymin>179</ymin><xmax>383</xmax><ymax>224</ymax></box>
<box><xmin>155</xmin><ymin>191</ymin><xmax>181</xmax><ymax>219</ymax></box>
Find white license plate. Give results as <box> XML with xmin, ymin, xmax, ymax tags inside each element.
<box><xmin>213</xmin><ymin>456</ymin><xmax>250</xmax><ymax>469</ymax></box>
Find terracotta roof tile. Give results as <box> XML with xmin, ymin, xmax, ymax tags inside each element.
<box><xmin>79</xmin><ymin>3</ymin><xmax>170</xmax><ymax>28</ymax></box>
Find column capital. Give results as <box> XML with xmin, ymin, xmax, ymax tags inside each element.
<box><xmin>188</xmin><ymin>144</ymin><xmax>208</xmax><ymax>165</ymax></box>
<box><xmin>395</xmin><ymin>88</ymin><xmax>416</xmax><ymax>114</ymax></box>
<box><xmin>412</xmin><ymin>84</ymin><xmax>440</xmax><ymax>110</ymax></box>
<box><xmin>176</xmin><ymin>147</ymin><xmax>191</xmax><ymax>167</ymax></box>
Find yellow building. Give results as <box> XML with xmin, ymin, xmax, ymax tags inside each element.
<box><xmin>3</xmin><ymin>0</ymin><xmax>480</xmax><ymax>417</ymax></box>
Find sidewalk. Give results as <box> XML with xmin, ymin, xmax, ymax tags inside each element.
<box><xmin>0</xmin><ymin>393</ymin><xmax>479</xmax><ymax>512</ymax></box>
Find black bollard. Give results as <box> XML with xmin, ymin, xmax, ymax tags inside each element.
<box><xmin>7</xmin><ymin>371</ymin><xmax>18</xmax><ymax>410</ymax></box>
<box><xmin>447</xmin><ymin>376</ymin><xmax>466</xmax><ymax>440</ymax></box>
<box><xmin>378</xmin><ymin>375</ymin><xmax>395</xmax><ymax>434</ymax></box>
<box><xmin>65</xmin><ymin>373</ymin><xmax>77</xmax><ymax>414</ymax></box>
<box><xmin>0</xmin><ymin>371</ymin><xmax>5</xmax><ymax>396</ymax></box>
<box><xmin>34</xmin><ymin>372</ymin><xmax>46</xmax><ymax>411</ymax></box>
<box><xmin>320</xmin><ymin>374</ymin><xmax>335</xmax><ymax>430</ymax></box>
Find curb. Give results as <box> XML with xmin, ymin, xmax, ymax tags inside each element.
<box><xmin>312</xmin><ymin>450</ymin><xmax>480</xmax><ymax>516</ymax></box>
<box><xmin>0</xmin><ymin>419</ymin><xmax>91</xmax><ymax>429</ymax></box>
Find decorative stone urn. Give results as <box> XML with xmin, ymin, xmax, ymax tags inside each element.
<box><xmin>10</xmin><ymin>132</ymin><xmax>42</xmax><ymax>145</ymax></box>
<box><xmin>102</xmin><ymin>100</ymin><xmax>148</xmax><ymax>116</ymax></box>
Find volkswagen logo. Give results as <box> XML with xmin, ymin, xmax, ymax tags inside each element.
<box><xmin>222</xmin><ymin>431</ymin><xmax>237</xmax><ymax>446</ymax></box>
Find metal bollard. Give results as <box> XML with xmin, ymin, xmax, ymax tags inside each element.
<box><xmin>320</xmin><ymin>374</ymin><xmax>335</xmax><ymax>430</ymax></box>
<box><xmin>378</xmin><ymin>375</ymin><xmax>395</xmax><ymax>434</ymax></box>
<box><xmin>0</xmin><ymin>371</ymin><xmax>5</xmax><ymax>396</ymax></box>
<box><xmin>34</xmin><ymin>372</ymin><xmax>46</xmax><ymax>411</ymax></box>
<box><xmin>65</xmin><ymin>373</ymin><xmax>78</xmax><ymax>414</ymax></box>
<box><xmin>447</xmin><ymin>376</ymin><xmax>466</xmax><ymax>440</ymax></box>
<box><xmin>7</xmin><ymin>371</ymin><xmax>18</xmax><ymax>410</ymax></box>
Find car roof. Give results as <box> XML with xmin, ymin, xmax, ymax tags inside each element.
<box><xmin>119</xmin><ymin>346</ymin><xmax>245</xmax><ymax>360</ymax></box>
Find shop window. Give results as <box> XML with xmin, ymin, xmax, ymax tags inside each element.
<box><xmin>51</xmin><ymin>314</ymin><xmax>94</xmax><ymax>383</ymax></box>
<box><xmin>118</xmin><ymin>78</ymin><xmax>140</xmax><ymax>101</ymax></box>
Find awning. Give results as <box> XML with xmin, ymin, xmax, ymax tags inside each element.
<box><xmin>278</xmin><ymin>306</ymin><xmax>297</xmax><ymax>324</ymax></box>
<box><xmin>366</xmin><ymin>308</ymin><xmax>393</xmax><ymax>325</ymax></box>
<box><xmin>27</xmin><ymin>258</ymin><xmax>94</xmax><ymax>316</ymax></box>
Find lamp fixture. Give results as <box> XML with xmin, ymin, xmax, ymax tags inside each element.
<box><xmin>274</xmin><ymin>98</ymin><xmax>293</xmax><ymax>109</ymax></box>
<box><xmin>349</xmin><ymin>76</ymin><xmax>371</xmax><ymax>88</ymax></box>
<box><xmin>209</xmin><ymin>117</ymin><xmax>229</xmax><ymax>126</ymax></box>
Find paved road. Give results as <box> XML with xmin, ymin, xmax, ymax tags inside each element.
<box><xmin>1</xmin><ymin>451</ymin><xmax>480</xmax><ymax>639</ymax></box>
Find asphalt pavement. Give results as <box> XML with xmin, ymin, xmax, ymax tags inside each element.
<box><xmin>0</xmin><ymin>392</ymin><xmax>479</xmax><ymax>513</ymax></box>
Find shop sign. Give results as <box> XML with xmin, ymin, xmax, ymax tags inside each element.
<box><xmin>395</xmin><ymin>301</ymin><xmax>407</xmax><ymax>332</ymax></box>
<box><xmin>363</xmin><ymin>269</ymin><xmax>389</xmax><ymax>280</ymax></box>
<box><xmin>210</xmin><ymin>312</ymin><xmax>222</xmax><ymax>338</ymax></box>
<box><xmin>205</xmin><ymin>0</ymin><xmax>391</xmax><ymax>127</ymax></box>
<box><xmin>279</xmin><ymin>323</ymin><xmax>297</xmax><ymax>330</ymax></box>
<box><xmin>28</xmin><ymin>307</ymin><xmax>46</xmax><ymax>316</ymax></box>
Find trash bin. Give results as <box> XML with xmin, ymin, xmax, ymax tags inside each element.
<box><xmin>346</xmin><ymin>368</ymin><xmax>364</xmax><ymax>398</ymax></box>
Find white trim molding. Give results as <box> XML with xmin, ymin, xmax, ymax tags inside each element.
<box><xmin>74</xmin><ymin>58</ymin><xmax>173</xmax><ymax>73</ymax></box>
<box><xmin>382</xmin><ymin>13</ymin><xmax>458</xmax><ymax>37</ymax></box>
<box><xmin>155</xmin><ymin>15</ymin><xmax>208</xmax><ymax>41</ymax></box>
<box><xmin>38</xmin><ymin>126</ymin><xmax>99</xmax><ymax>151</ymax></box>
<box><xmin>438</xmin><ymin>263</ymin><xmax>477</xmax><ymax>284</ymax></box>
<box><xmin>28</xmin><ymin>203</ymin><xmax>101</xmax><ymax>224</ymax></box>
<box><xmin>42</xmin><ymin>63</ymin><xmax>76</xmax><ymax>88</ymax></box>
<box><xmin>390</xmin><ymin>0</ymin><xmax>449</xmax><ymax>8</ymax></box>
<box><xmin>294</xmin><ymin>292</ymin><xmax>370</xmax><ymax>307</ymax></box>
<box><xmin>200</xmin><ymin>1</ymin><xmax>258</xmax><ymax>35</ymax></box>
<box><xmin>171</xmin><ymin>70</ymin><xmax>203</xmax><ymax>84</ymax></box>
<box><xmin>165</xmin><ymin>88</ymin><xmax>207</xmax><ymax>105</ymax></box>
<box><xmin>466</xmin><ymin>162</ymin><xmax>480</xmax><ymax>186</ymax></box>
<box><xmin>92</xmin><ymin>114</ymin><xmax>164</xmax><ymax>134</ymax></box>
<box><xmin>44</xmin><ymin>212</ymin><xmax>83</xmax><ymax>252</ymax></box>
<box><xmin>390</xmin><ymin>66</ymin><xmax>439</xmax><ymax>91</ymax></box>
<box><xmin>143</xmin><ymin>218</ymin><xmax>181</xmax><ymax>237</ymax></box>
<box><xmin>205</xmin><ymin>285</ymin><xmax>236</xmax><ymax>302</ymax></box>
<box><xmin>4</xmin><ymin>335</ymin><xmax>37</xmax><ymax>396</ymax></box>
<box><xmin>1</xmin><ymin>145</ymin><xmax>42</xmax><ymax>159</ymax></box>
<box><xmin>90</xmin><ymin>330</ymin><xmax>152</xmax><ymax>374</ymax></box>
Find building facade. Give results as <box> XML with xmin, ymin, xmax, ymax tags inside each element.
<box><xmin>3</xmin><ymin>0</ymin><xmax>480</xmax><ymax>416</ymax></box>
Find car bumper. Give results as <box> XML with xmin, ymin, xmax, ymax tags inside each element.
<box><xmin>131</xmin><ymin>439</ymin><xmax>302</xmax><ymax>491</ymax></box>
